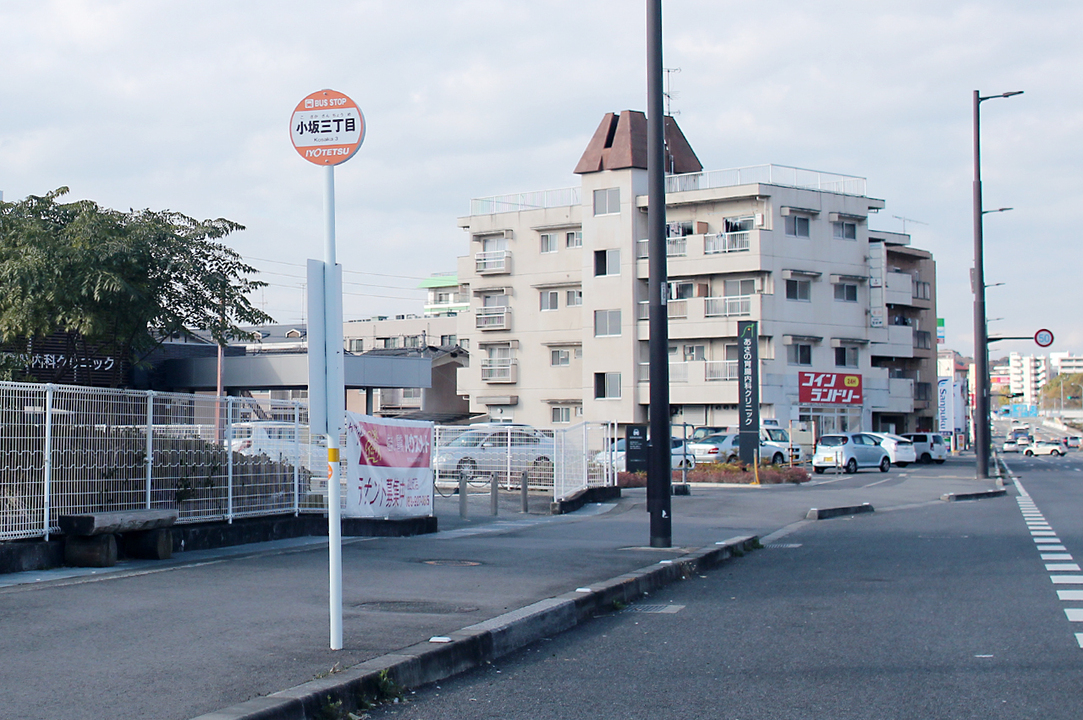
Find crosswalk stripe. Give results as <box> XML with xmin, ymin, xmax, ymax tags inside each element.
<box><xmin>1050</xmin><ymin>575</ymin><xmax>1083</xmax><ymax>584</ymax></box>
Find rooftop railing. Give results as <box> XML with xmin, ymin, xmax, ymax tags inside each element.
<box><xmin>665</xmin><ymin>164</ymin><xmax>867</xmax><ymax>197</ymax></box>
<box><xmin>470</xmin><ymin>186</ymin><xmax>581</xmax><ymax>215</ymax></box>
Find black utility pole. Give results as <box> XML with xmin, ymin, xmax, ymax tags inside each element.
<box><xmin>646</xmin><ymin>0</ymin><xmax>671</xmax><ymax>548</ymax></box>
<box><xmin>972</xmin><ymin>89</ymin><xmax>1022</xmax><ymax>479</ymax></box>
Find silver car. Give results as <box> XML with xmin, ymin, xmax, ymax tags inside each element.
<box><xmin>435</xmin><ymin>424</ymin><xmax>556</xmax><ymax>483</ymax></box>
<box><xmin>812</xmin><ymin>433</ymin><xmax>890</xmax><ymax>474</ymax></box>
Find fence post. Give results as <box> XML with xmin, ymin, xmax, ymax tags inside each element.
<box><xmin>226</xmin><ymin>396</ymin><xmax>234</xmax><ymax>523</ymax></box>
<box><xmin>145</xmin><ymin>390</ymin><xmax>155</xmax><ymax>509</ymax></box>
<box><xmin>293</xmin><ymin>402</ymin><xmax>300</xmax><ymax>517</ymax></box>
<box><xmin>43</xmin><ymin>384</ymin><xmax>55</xmax><ymax>541</ymax></box>
<box><xmin>520</xmin><ymin>470</ymin><xmax>529</xmax><ymax>513</ymax></box>
<box><xmin>459</xmin><ymin>472</ymin><xmax>468</xmax><ymax>519</ymax></box>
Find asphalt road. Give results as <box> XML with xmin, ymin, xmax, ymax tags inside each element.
<box><xmin>0</xmin><ymin>455</ymin><xmax>1017</xmax><ymax>719</ymax></box>
<box><xmin>368</xmin><ymin>454</ymin><xmax>1083</xmax><ymax>720</ymax></box>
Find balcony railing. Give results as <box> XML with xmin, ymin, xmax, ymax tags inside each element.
<box><xmin>706</xmin><ymin>360</ymin><xmax>739</xmax><ymax>381</ymax></box>
<box><xmin>667</xmin><ymin>237</ymin><xmax>687</xmax><ymax>257</ymax></box>
<box><xmin>668</xmin><ymin>299</ymin><xmax>688</xmax><ymax>319</ymax></box>
<box><xmin>705</xmin><ymin>295</ymin><xmax>751</xmax><ymax>318</ymax></box>
<box><xmin>665</xmin><ymin>164</ymin><xmax>867</xmax><ymax>197</ymax></box>
<box><xmin>480</xmin><ymin>358</ymin><xmax>517</xmax><ymax>383</ymax></box>
<box><xmin>470</xmin><ymin>186</ymin><xmax>581</xmax><ymax>215</ymax></box>
<box><xmin>638</xmin><ymin>362</ymin><xmax>690</xmax><ymax>383</ymax></box>
<box><xmin>704</xmin><ymin>231</ymin><xmax>750</xmax><ymax>254</ymax></box>
<box><xmin>475</xmin><ymin>306</ymin><xmax>511</xmax><ymax>331</ymax></box>
<box><xmin>475</xmin><ymin>250</ymin><xmax>511</xmax><ymax>274</ymax></box>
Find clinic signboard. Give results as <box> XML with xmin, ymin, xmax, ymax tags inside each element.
<box><xmin>738</xmin><ymin>321</ymin><xmax>760</xmax><ymax>464</ymax></box>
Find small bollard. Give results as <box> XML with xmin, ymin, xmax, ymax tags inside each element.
<box><xmin>490</xmin><ymin>473</ymin><xmax>499</xmax><ymax>516</ymax></box>
<box><xmin>521</xmin><ymin>470</ymin><xmax>529</xmax><ymax>513</ymax></box>
<box><xmin>459</xmin><ymin>473</ymin><xmax>468</xmax><ymax>519</ymax></box>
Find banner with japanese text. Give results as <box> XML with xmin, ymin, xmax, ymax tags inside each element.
<box><xmin>798</xmin><ymin>372</ymin><xmax>863</xmax><ymax>405</ymax></box>
<box><xmin>344</xmin><ymin>412</ymin><xmax>434</xmax><ymax>519</ymax></box>
<box><xmin>737</xmin><ymin>321</ymin><xmax>760</xmax><ymax>464</ymax></box>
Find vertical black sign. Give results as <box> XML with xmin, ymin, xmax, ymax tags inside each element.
<box><xmin>625</xmin><ymin>424</ymin><xmax>648</xmax><ymax>474</ymax></box>
<box><xmin>738</xmin><ymin>321</ymin><xmax>760</xmax><ymax>465</ymax></box>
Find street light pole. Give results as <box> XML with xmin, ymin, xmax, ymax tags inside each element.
<box><xmin>972</xmin><ymin>89</ymin><xmax>1022</xmax><ymax>479</ymax></box>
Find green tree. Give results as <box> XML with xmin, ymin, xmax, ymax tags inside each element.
<box><xmin>0</xmin><ymin>188</ymin><xmax>272</xmax><ymax>386</ymax></box>
<box><xmin>1042</xmin><ymin>373</ymin><xmax>1083</xmax><ymax>411</ymax></box>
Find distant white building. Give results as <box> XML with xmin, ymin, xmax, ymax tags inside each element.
<box><xmin>1049</xmin><ymin>352</ymin><xmax>1083</xmax><ymax>376</ymax></box>
<box><xmin>1009</xmin><ymin>352</ymin><xmax>1049</xmax><ymax>406</ymax></box>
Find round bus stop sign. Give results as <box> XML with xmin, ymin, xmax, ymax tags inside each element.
<box><xmin>290</xmin><ymin>89</ymin><xmax>365</xmax><ymax>165</ymax></box>
<box><xmin>1035</xmin><ymin>328</ymin><xmax>1054</xmax><ymax>347</ymax></box>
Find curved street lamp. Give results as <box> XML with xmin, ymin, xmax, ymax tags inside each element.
<box><xmin>973</xmin><ymin>89</ymin><xmax>1023</xmax><ymax>479</ymax></box>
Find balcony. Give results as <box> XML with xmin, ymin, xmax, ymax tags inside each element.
<box><xmin>706</xmin><ymin>360</ymin><xmax>738</xmax><ymax>381</ymax></box>
<box><xmin>470</xmin><ymin>186</ymin><xmax>581</xmax><ymax>216</ymax></box>
<box><xmin>480</xmin><ymin>358</ymin><xmax>518</xmax><ymax>383</ymax></box>
<box><xmin>704</xmin><ymin>231</ymin><xmax>750</xmax><ymax>254</ymax></box>
<box><xmin>475</xmin><ymin>250</ymin><xmax>511</xmax><ymax>274</ymax></box>
<box><xmin>475</xmin><ymin>306</ymin><xmax>511</xmax><ymax>331</ymax></box>
<box><xmin>663</xmin><ymin>163</ymin><xmax>867</xmax><ymax>197</ymax></box>
<box><xmin>704</xmin><ymin>295</ymin><xmax>751</xmax><ymax>318</ymax></box>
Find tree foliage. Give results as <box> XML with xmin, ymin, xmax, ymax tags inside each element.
<box><xmin>0</xmin><ymin>188</ymin><xmax>272</xmax><ymax>385</ymax></box>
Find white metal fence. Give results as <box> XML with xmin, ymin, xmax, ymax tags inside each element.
<box><xmin>0</xmin><ymin>381</ymin><xmax>616</xmax><ymax>541</ymax></box>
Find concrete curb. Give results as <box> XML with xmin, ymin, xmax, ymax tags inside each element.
<box><xmin>940</xmin><ymin>489</ymin><xmax>1008</xmax><ymax>502</ymax></box>
<box><xmin>805</xmin><ymin>503</ymin><xmax>874</xmax><ymax>520</ymax></box>
<box><xmin>190</xmin><ymin>534</ymin><xmax>760</xmax><ymax>720</ymax></box>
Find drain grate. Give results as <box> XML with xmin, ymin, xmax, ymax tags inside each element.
<box><xmin>764</xmin><ymin>543</ymin><xmax>803</xmax><ymax>549</ymax></box>
<box><xmin>622</xmin><ymin>604</ymin><xmax>685</xmax><ymax>614</ymax></box>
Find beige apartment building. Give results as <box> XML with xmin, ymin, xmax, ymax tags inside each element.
<box><xmin>453</xmin><ymin>111</ymin><xmax>937</xmax><ymax>435</ymax></box>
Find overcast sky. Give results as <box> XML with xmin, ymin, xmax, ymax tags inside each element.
<box><xmin>1</xmin><ymin>0</ymin><xmax>1079</xmax><ymax>359</ymax></box>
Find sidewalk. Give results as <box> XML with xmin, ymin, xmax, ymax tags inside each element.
<box><xmin>0</xmin><ymin>457</ymin><xmax>1000</xmax><ymax>720</ymax></box>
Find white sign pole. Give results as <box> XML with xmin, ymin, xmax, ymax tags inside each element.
<box><xmin>324</xmin><ymin>165</ymin><xmax>345</xmax><ymax>651</ymax></box>
<box><xmin>292</xmin><ymin>88</ymin><xmax>363</xmax><ymax>652</ymax></box>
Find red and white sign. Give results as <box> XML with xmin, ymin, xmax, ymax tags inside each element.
<box><xmin>345</xmin><ymin>413</ymin><xmax>433</xmax><ymax>519</ymax></box>
<box><xmin>1035</xmin><ymin>328</ymin><xmax>1054</xmax><ymax>348</ymax></box>
<box><xmin>290</xmin><ymin>89</ymin><xmax>365</xmax><ymax>166</ymax></box>
<box><xmin>798</xmin><ymin>372</ymin><xmax>863</xmax><ymax>405</ymax></box>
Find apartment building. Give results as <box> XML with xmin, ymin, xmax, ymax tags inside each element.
<box><xmin>454</xmin><ymin>111</ymin><xmax>937</xmax><ymax>435</ymax></box>
<box><xmin>1009</xmin><ymin>352</ymin><xmax>1049</xmax><ymax>407</ymax></box>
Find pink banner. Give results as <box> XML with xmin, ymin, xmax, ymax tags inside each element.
<box><xmin>345</xmin><ymin>413</ymin><xmax>434</xmax><ymax>519</ymax></box>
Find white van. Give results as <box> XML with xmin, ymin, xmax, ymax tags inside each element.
<box><xmin>900</xmin><ymin>433</ymin><xmax>948</xmax><ymax>464</ymax></box>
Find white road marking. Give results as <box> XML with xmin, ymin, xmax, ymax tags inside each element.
<box><xmin>1066</xmin><ymin>609</ymin><xmax>1083</xmax><ymax>622</ymax></box>
<box><xmin>1042</xmin><ymin>554</ymin><xmax>1074</xmax><ymax>561</ymax></box>
<box><xmin>1032</xmin><ymin>531</ymin><xmax>1058</xmax><ymax>536</ymax></box>
<box><xmin>1035</xmin><ymin>538</ymin><xmax>1062</xmax><ymax>544</ymax></box>
<box><xmin>1040</xmin><ymin>546</ymin><xmax>1068</xmax><ymax>552</ymax></box>
<box><xmin>1046</xmin><ymin>563</ymin><xmax>1081</xmax><ymax>571</ymax></box>
<box><xmin>1057</xmin><ymin>590</ymin><xmax>1083</xmax><ymax>601</ymax></box>
<box><xmin>1077</xmin><ymin>634</ymin><xmax>1083</xmax><ymax>649</ymax></box>
<box><xmin>1050</xmin><ymin>575</ymin><xmax>1083</xmax><ymax>584</ymax></box>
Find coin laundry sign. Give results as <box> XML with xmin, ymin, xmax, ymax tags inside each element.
<box><xmin>798</xmin><ymin>372</ymin><xmax>863</xmax><ymax>405</ymax></box>
<box><xmin>290</xmin><ymin>89</ymin><xmax>365</xmax><ymax>165</ymax></box>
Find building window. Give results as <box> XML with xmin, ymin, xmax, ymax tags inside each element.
<box><xmin>785</xmin><ymin>279</ymin><xmax>811</xmax><ymax>301</ymax></box>
<box><xmin>593</xmin><ymin>187</ymin><xmax>620</xmax><ymax>216</ymax></box>
<box><xmin>566</xmin><ymin>289</ymin><xmax>583</xmax><ymax>306</ymax></box>
<box><xmin>832</xmin><ymin>221</ymin><xmax>857</xmax><ymax>240</ymax></box>
<box><xmin>540</xmin><ymin>233</ymin><xmax>558</xmax><ymax>254</ymax></box>
<box><xmin>551</xmin><ymin>349</ymin><xmax>571</xmax><ymax>366</ymax></box>
<box><xmin>405</xmin><ymin>335</ymin><xmax>421</xmax><ymax>348</ymax></box>
<box><xmin>784</xmin><ymin>215</ymin><xmax>810</xmax><ymax>237</ymax></box>
<box><xmin>666</xmin><ymin>221</ymin><xmax>694</xmax><ymax>238</ymax></box>
<box><xmin>552</xmin><ymin>406</ymin><xmax>572</xmax><ymax>424</ymax></box>
<box><xmin>347</xmin><ymin>338</ymin><xmax>364</xmax><ymax>352</ymax></box>
<box><xmin>574</xmin><ymin>347</ymin><xmax>583</xmax><ymax>359</ymax></box>
<box><xmin>540</xmin><ymin>290</ymin><xmax>559</xmax><ymax>311</ymax></box>
<box><xmin>594</xmin><ymin>372</ymin><xmax>621</xmax><ymax>399</ymax></box>
<box><xmin>724</xmin><ymin>216</ymin><xmax>754</xmax><ymax>233</ymax></box>
<box><xmin>566</xmin><ymin>230</ymin><xmax>583</xmax><ymax>248</ymax></box>
<box><xmin>667</xmin><ymin>281</ymin><xmax>695</xmax><ymax>300</ymax></box>
<box><xmin>594</xmin><ymin>309</ymin><xmax>621</xmax><ymax>337</ymax></box>
<box><xmin>787</xmin><ymin>344</ymin><xmax>812</xmax><ymax>366</ymax></box>
<box><xmin>684</xmin><ymin>344</ymin><xmax>705</xmax><ymax>361</ymax></box>
<box><xmin>915</xmin><ymin>331</ymin><xmax>932</xmax><ymax>350</ymax></box>
<box><xmin>440</xmin><ymin>334</ymin><xmax>457</xmax><ymax>346</ymax></box>
<box><xmin>594</xmin><ymin>249</ymin><xmax>620</xmax><ymax>276</ymax></box>
<box><xmin>724</xmin><ymin>278</ymin><xmax>756</xmax><ymax>296</ymax></box>
<box><xmin>835</xmin><ymin>346</ymin><xmax>859</xmax><ymax>368</ymax></box>
<box><xmin>915</xmin><ymin>382</ymin><xmax>932</xmax><ymax>401</ymax></box>
<box><xmin>833</xmin><ymin>283</ymin><xmax>858</xmax><ymax>302</ymax></box>
<box><xmin>402</xmin><ymin>388</ymin><xmax>422</xmax><ymax>399</ymax></box>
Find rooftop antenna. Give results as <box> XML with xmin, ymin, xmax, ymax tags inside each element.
<box><xmin>663</xmin><ymin>67</ymin><xmax>681</xmax><ymax>117</ymax></box>
<box><xmin>892</xmin><ymin>215</ymin><xmax>928</xmax><ymax>233</ymax></box>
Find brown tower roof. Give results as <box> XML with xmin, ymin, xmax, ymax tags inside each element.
<box><xmin>574</xmin><ymin>110</ymin><xmax>702</xmax><ymax>175</ymax></box>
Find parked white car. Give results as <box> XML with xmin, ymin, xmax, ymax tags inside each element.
<box><xmin>865</xmin><ymin>432</ymin><xmax>916</xmax><ymax>467</ymax></box>
<box><xmin>596</xmin><ymin>437</ymin><xmax>696</xmax><ymax>472</ymax></box>
<box><xmin>435</xmin><ymin>424</ymin><xmax>556</xmax><ymax>482</ymax></box>
<box><xmin>688</xmin><ymin>433</ymin><xmax>798</xmax><ymax>465</ymax></box>
<box><xmin>812</xmin><ymin>433</ymin><xmax>891</xmax><ymax>474</ymax></box>
<box><xmin>901</xmin><ymin>433</ymin><xmax>948</xmax><ymax>464</ymax></box>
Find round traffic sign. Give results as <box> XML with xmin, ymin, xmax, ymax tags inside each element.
<box><xmin>290</xmin><ymin>89</ymin><xmax>365</xmax><ymax>166</ymax></box>
<box><xmin>1035</xmin><ymin>328</ymin><xmax>1054</xmax><ymax>347</ymax></box>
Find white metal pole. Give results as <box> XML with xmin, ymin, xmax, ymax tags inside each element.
<box><xmin>226</xmin><ymin>396</ymin><xmax>234</xmax><ymax>523</ymax></box>
<box><xmin>293</xmin><ymin>402</ymin><xmax>300</xmax><ymax>517</ymax></box>
<box><xmin>325</xmin><ymin>164</ymin><xmax>344</xmax><ymax>651</ymax></box>
<box><xmin>146</xmin><ymin>391</ymin><xmax>155</xmax><ymax>509</ymax></box>
<box><xmin>43</xmin><ymin>384</ymin><xmax>54</xmax><ymax>541</ymax></box>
